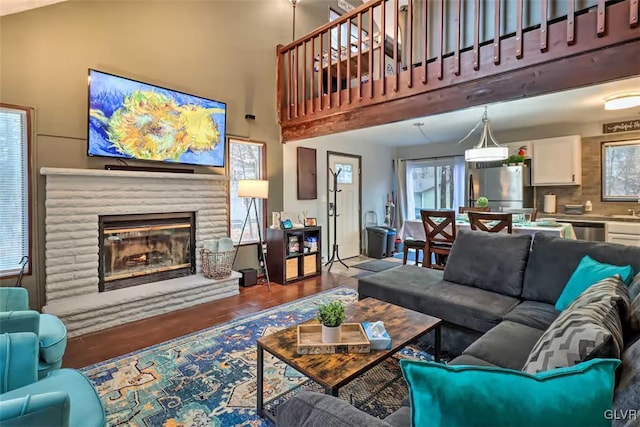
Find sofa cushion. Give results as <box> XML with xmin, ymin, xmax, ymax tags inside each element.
<box><xmin>502</xmin><ymin>301</ymin><xmax>559</xmax><ymax>331</ymax></box>
<box><xmin>358</xmin><ymin>266</ymin><xmax>519</xmax><ymax>333</ymax></box>
<box><xmin>555</xmin><ymin>256</ymin><xmax>634</xmax><ymax>311</ymax></box>
<box><xmin>612</xmin><ymin>338</ymin><xmax>640</xmax><ymax>427</ymax></box>
<box><xmin>274</xmin><ymin>391</ymin><xmax>393</xmax><ymax>427</ymax></box>
<box><xmin>443</xmin><ymin>230</ymin><xmax>532</xmax><ymax>298</ymax></box>
<box><xmin>523</xmin><ymin>277</ymin><xmax>627</xmax><ymax>374</ymax></box>
<box><xmin>463</xmin><ymin>321</ymin><xmax>544</xmax><ymax>370</ymax></box>
<box><xmin>448</xmin><ymin>354</ymin><xmax>498</xmax><ymax>367</ymax></box>
<box><xmin>400</xmin><ymin>358</ymin><xmax>620</xmax><ymax>427</ymax></box>
<box><xmin>522</xmin><ymin>233</ymin><xmax>640</xmax><ymax>304</ymax></box>
<box><xmin>382</xmin><ymin>407</ymin><xmax>410</xmax><ymax>427</ymax></box>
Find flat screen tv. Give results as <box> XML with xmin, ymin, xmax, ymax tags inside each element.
<box><xmin>88</xmin><ymin>69</ymin><xmax>226</xmax><ymax>167</ymax></box>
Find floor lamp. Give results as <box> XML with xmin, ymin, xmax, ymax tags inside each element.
<box><xmin>235</xmin><ymin>179</ymin><xmax>271</xmax><ymax>291</ymax></box>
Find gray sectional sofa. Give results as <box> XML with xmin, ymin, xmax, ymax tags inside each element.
<box><xmin>276</xmin><ymin>231</ymin><xmax>640</xmax><ymax>427</ymax></box>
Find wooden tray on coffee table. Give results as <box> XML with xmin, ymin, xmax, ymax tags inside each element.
<box><xmin>296</xmin><ymin>323</ymin><xmax>370</xmax><ymax>354</ymax></box>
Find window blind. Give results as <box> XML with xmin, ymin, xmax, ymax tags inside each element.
<box><xmin>0</xmin><ymin>106</ymin><xmax>30</xmax><ymax>277</ymax></box>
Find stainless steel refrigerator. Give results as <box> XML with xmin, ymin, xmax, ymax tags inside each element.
<box><xmin>467</xmin><ymin>165</ymin><xmax>533</xmax><ymax>210</ymax></box>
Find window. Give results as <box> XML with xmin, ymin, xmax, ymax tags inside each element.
<box><xmin>406</xmin><ymin>157</ymin><xmax>466</xmax><ymax>219</ymax></box>
<box><xmin>602</xmin><ymin>140</ymin><xmax>640</xmax><ymax>201</ymax></box>
<box><xmin>228</xmin><ymin>139</ymin><xmax>266</xmax><ymax>244</ymax></box>
<box><xmin>0</xmin><ymin>105</ymin><xmax>31</xmax><ymax>277</ymax></box>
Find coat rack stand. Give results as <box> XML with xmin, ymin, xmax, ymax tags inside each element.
<box><xmin>325</xmin><ymin>168</ymin><xmax>348</xmax><ymax>272</ymax></box>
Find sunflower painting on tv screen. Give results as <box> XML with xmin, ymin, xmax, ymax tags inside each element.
<box><xmin>88</xmin><ymin>70</ymin><xmax>226</xmax><ymax>167</ymax></box>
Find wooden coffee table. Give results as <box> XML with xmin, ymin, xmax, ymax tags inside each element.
<box><xmin>256</xmin><ymin>298</ymin><xmax>442</xmax><ymax>422</ymax></box>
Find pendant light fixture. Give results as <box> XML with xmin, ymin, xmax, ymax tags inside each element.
<box><xmin>459</xmin><ymin>107</ymin><xmax>508</xmax><ymax>163</ymax></box>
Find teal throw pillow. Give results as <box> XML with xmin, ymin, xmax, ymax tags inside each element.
<box><xmin>401</xmin><ymin>358</ymin><xmax>620</xmax><ymax>427</ymax></box>
<box><xmin>555</xmin><ymin>255</ymin><xmax>634</xmax><ymax>311</ymax></box>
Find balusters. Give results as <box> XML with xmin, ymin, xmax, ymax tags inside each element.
<box><xmin>597</xmin><ymin>0</ymin><xmax>606</xmax><ymax>36</ymax></box>
<box><xmin>337</xmin><ymin>22</ymin><xmax>342</xmax><ymax>107</ymax></box>
<box><xmin>381</xmin><ymin>0</ymin><xmax>386</xmax><ymax>95</ymax></box>
<box><xmin>347</xmin><ymin>19</ymin><xmax>352</xmax><ymax>104</ymax></box>
<box><xmin>540</xmin><ymin>0</ymin><xmax>548</xmax><ymax>51</ymax></box>
<box><xmin>294</xmin><ymin>44</ymin><xmax>299</xmax><ymax>118</ymax></box>
<box><xmin>516</xmin><ymin>0</ymin><xmax>523</xmax><ymax>59</ymax></box>
<box><xmin>357</xmin><ymin>12</ymin><xmax>363</xmax><ymax>99</ymax></box>
<box><xmin>302</xmin><ymin>41</ymin><xmax>307</xmax><ymax>117</ymax></box>
<box><xmin>369</xmin><ymin>6</ymin><xmax>374</xmax><ymax>99</ymax></box>
<box><xmin>407</xmin><ymin>0</ymin><xmax>413</xmax><ymax>88</ymax></box>
<box><xmin>310</xmin><ymin>37</ymin><xmax>315</xmax><ymax>114</ymax></box>
<box><xmin>567</xmin><ymin>0</ymin><xmax>575</xmax><ymax>45</ymax></box>
<box><xmin>394</xmin><ymin>0</ymin><xmax>399</xmax><ymax>91</ymax></box>
<box><xmin>474</xmin><ymin>0</ymin><xmax>480</xmax><ymax>70</ymax></box>
<box><xmin>494</xmin><ymin>0</ymin><xmax>501</xmax><ymax>65</ymax></box>
<box><xmin>319</xmin><ymin>34</ymin><xmax>324</xmax><ymax>111</ymax></box>
<box><xmin>454</xmin><ymin>0</ymin><xmax>461</xmax><ymax>75</ymax></box>
<box><xmin>437</xmin><ymin>0</ymin><xmax>444</xmax><ymax>79</ymax></box>
<box><xmin>421</xmin><ymin>0</ymin><xmax>427</xmax><ymax>83</ymax></box>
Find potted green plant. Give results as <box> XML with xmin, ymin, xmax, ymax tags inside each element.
<box><xmin>477</xmin><ymin>196</ymin><xmax>489</xmax><ymax>208</ymax></box>
<box><xmin>317</xmin><ymin>300</ymin><xmax>345</xmax><ymax>343</ymax></box>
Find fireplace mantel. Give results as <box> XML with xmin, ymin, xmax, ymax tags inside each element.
<box><xmin>40</xmin><ymin>167</ymin><xmax>229</xmax><ymax>181</ymax></box>
<box><xmin>40</xmin><ymin>167</ymin><xmax>238</xmax><ymax>337</ymax></box>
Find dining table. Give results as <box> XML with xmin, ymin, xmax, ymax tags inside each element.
<box><xmin>399</xmin><ymin>218</ymin><xmax>576</xmax><ymax>242</ymax></box>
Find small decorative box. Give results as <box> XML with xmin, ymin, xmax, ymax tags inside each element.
<box><xmin>362</xmin><ymin>321</ymin><xmax>392</xmax><ymax>350</ymax></box>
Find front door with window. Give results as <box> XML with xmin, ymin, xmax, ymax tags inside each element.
<box><xmin>328</xmin><ymin>153</ymin><xmax>361</xmax><ymax>259</ymax></box>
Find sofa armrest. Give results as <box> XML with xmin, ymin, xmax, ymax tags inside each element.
<box><xmin>0</xmin><ymin>311</ymin><xmax>40</xmax><ymax>335</ymax></box>
<box><xmin>0</xmin><ymin>392</ymin><xmax>70</xmax><ymax>427</ymax></box>
<box><xmin>0</xmin><ymin>288</ymin><xmax>29</xmax><ymax>311</ymax></box>
<box><xmin>276</xmin><ymin>391</ymin><xmax>393</xmax><ymax>427</ymax></box>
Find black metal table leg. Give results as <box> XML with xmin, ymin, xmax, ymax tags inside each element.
<box><xmin>257</xmin><ymin>344</ymin><xmax>264</xmax><ymax>417</ymax></box>
<box><xmin>434</xmin><ymin>324</ymin><xmax>441</xmax><ymax>363</ymax></box>
<box><xmin>327</xmin><ymin>387</ymin><xmax>339</xmax><ymax>397</ymax></box>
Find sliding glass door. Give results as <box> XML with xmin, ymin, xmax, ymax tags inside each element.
<box><xmin>406</xmin><ymin>157</ymin><xmax>465</xmax><ymax>219</ymax></box>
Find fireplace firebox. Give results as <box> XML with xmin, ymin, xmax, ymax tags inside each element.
<box><xmin>98</xmin><ymin>212</ymin><xmax>196</xmax><ymax>292</ymax></box>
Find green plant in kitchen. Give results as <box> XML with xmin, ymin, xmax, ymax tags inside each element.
<box><xmin>477</xmin><ymin>197</ymin><xmax>489</xmax><ymax>208</ymax></box>
<box><xmin>504</xmin><ymin>154</ymin><xmax>525</xmax><ymax>165</ymax></box>
<box><xmin>317</xmin><ymin>301</ymin><xmax>345</xmax><ymax>327</ymax></box>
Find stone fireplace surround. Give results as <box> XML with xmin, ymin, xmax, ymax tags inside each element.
<box><xmin>40</xmin><ymin>168</ymin><xmax>240</xmax><ymax>337</ymax></box>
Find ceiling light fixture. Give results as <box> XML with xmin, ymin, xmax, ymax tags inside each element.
<box><xmin>458</xmin><ymin>107</ymin><xmax>508</xmax><ymax>163</ymax></box>
<box><xmin>604</xmin><ymin>94</ymin><xmax>640</xmax><ymax>110</ymax></box>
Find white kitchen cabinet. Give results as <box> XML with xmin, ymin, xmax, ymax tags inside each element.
<box><xmin>606</xmin><ymin>222</ymin><xmax>640</xmax><ymax>247</ymax></box>
<box><xmin>531</xmin><ymin>135</ymin><xmax>581</xmax><ymax>186</ymax></box>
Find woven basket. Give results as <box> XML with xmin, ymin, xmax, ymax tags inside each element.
<box><xmin>200</xmin><ymin>248</ymin><xmax>234</xmax><ymax>279</ymax></box>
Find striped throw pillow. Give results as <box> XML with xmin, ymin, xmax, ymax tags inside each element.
<box><xmin>522</xmin><ymin>275</ymin><xmax>629</xmax><ymax>374</ymax></box>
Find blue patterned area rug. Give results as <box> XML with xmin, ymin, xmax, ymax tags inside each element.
<box><xmin>81</xmin><ymin>287</ymin><xmax>433</xmax><ymax>427</ymax></box>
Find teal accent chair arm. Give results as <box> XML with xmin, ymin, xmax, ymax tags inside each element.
<box><xmin>0</xmin><ymin>333</ymin><xmax>38</xmax><ymax>393</ymax></box>
<box><xmin>0</xmin><ymin>333</ymin><xmax>105</xmax><ymax>427</ymax></box>
<box><xmin>0</xmin><ymin>311</ymin><xmax>40</xmax><ymax>335</ymax></box>
<box><xmin>0</xmin><ymin>288</ymin><xmax>29</xmax><ymax>311</ymax></box>
<box><xmin>0</xmin><ymin>392</ymin><xmax>70</xmax><ymax>427</ymax></box>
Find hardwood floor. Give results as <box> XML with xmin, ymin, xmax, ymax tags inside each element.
<box><xmin>63</xmin><ymin>271</ymin><xmax>357</xmax><ymax>368</ymax></box>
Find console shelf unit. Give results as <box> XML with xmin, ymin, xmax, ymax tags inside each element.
<box><xmin>266</xmin><ymin>226</ymin><xmax>321</xmax><ymax>284</ymax></box>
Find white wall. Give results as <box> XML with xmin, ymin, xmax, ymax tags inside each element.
<box><xmin>283</xmin><ymin>137</ymin><xmax>393</xmax><ymax>260</ymax></box>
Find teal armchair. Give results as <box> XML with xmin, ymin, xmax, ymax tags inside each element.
<box><xmin>0</xmin><ymin>288</ymin><xmax>67</xmax><ymax>378</ymax></box>
<box><xmin>0</xmin><ymin>332</ymin><xmax>106</xmax><ymax>427</ymax></box>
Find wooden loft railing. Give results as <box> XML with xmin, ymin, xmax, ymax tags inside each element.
<box><xmin>276</xmin><ymin>0</ymin><xmax>640</xmax><ymax>142</ymax></box>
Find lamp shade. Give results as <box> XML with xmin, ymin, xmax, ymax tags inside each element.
<box><xmin>465</xmin><ymin>146</ymin><xmax>509</xmax><ymax>162</ymax></box>
<box><xmin>238</xmin><ymin>179</ymin><xmax>269</xmax><ymax>199</ymax></box>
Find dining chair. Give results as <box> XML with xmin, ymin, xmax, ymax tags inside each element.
<box><xmin>468</xmin><ymin>212</ymin><xmax>513</xmax><ymax>234</ymax></box>
<box><xmin>402</xmin><ymin>239</ymin><xmax>425</xmax><ymax>266</ymax></box>
<box><xmin>459</xmin><ymin>206</ymin><xmax>490</xmax><ymax>214</ymax></box>
<box><xmin>501</xmin><ymin>207</ymin><xmax>537</xmax><ymax>222</ymax></box>
<box><xmin>420</xmin><ymin>209</ymin><xmax>456</xmax><ymax>269</ymax></box>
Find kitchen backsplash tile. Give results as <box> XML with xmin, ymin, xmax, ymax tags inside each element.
<box><xmin>535</xmin><ymin>131</ymin><xmax>640</xmax><ymax>215</ymax></box>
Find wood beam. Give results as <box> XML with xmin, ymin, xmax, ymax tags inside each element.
<box><xmin>280</xmin><ymin>40</ymin><xmax>640</xmax><ymax>142</ymax></box>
